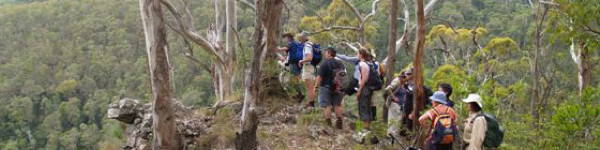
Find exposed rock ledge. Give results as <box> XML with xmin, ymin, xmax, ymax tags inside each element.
<box><xmin>107</xmin><ymin>98</ymin><xmax>211</xmax><ymax>150</ymax></box>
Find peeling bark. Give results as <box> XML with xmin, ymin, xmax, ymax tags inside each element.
<box><xmin>237</xmin><ymin>0</ymin><xmax>283</xmax><ymax>149</ymax></box>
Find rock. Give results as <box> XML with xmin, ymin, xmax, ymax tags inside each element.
<box><xmin>107</xmin><ymin>98</ymin><xmax>142</xmax><ymax>124</ymax></box>
<box><xmin>108</xmin><ymin>98</ymin><xmax>211</xmax><ymax>150</ymax></box>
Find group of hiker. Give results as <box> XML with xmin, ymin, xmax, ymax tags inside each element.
<box><xmin>276</xmin><ymin>32</ymin><xmax>503</xmax><ymax>150</ymax></box>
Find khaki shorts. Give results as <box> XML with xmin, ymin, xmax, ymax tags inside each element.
<box><xmin>301</xmin><ymin>64</ymin><xmax>316</xmax><ymax>80</ymax></box>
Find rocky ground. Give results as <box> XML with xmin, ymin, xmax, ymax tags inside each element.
<box><xmin>107</xmin><ymin>97</ymin><xmax>417</xmax><ymax>150</ymax></box>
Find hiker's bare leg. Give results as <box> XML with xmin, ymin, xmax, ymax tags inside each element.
<box><xmin>324</xmin><ymin>106</ymin><xmax>332</xmax><ymax>119</ymax></box>
<box><xmin>334</xmin><ymin>105</ymin><xmax>343</xmax><ymax>118</ymax></box>
<box><xmin>363</xmin><ymin>121</ymin><xmax>370</xmax><ymax>129</ymax></box>
<box><xmin>305</xmin><ymin>78</ymin><xmax>316</xmax><ymax>103</ymax></box>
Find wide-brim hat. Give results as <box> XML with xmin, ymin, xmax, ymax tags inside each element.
<box><xmin>462</xmin><ymin>94</ymin><xmax>483</xmax><ymax>108</ymax></box>
<box><xmin>429</xmin><ymin>91</ymin><xmax>448</xmax><ymax>105</ymax></box>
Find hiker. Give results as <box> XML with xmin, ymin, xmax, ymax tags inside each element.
<box><xmin>418</xmin><ymin>91</ymin><xmax>458</xmax><ymax>150</ymax></box>
<box><xmin>462</xmin><ymin>94</ymin><xmax>504</xmax><ymax>150</ymax></box>
<box><xmin>462</xmin><ymin>94</ymin><xmax>486</xmax><ymax>150</ymax></box>
<box><xmin>400</xmin><ymin>68</ymin><xmax>433</xmax><ymax>130</ymax></box>
<box><xmin>277</xmin><ymin>33</ymin><xmax>303</xmax><ymax>77</ymax></box>
<box><xmin>277</xmin><ymin>33</ymin><xmax>305</xmax><ymax>100</ymax></box>
<box><xmin>356</xmin><ymin>48</ymin><xmax>377</xmax><ymax>129</ymax></box>
<box><xmin>298</xmin><ymin>32</ymin><xmax>318</xmax><ymax>108</ymax></box>
<box><xmin>438</xmin><ymin>83</ymin><xmax>454</xmax><ymax>107</ymax></box>
<box><xmin>386</xmin><ymin>72</ymin><xmax>410</xmax><ymax>139</ymax></box>
<box><xmin>314</xmin><ymin>47</ymin><xmax>346</xmax><ymax>129</ymax></box>
<box><xmin>336</xmin><ymin>48</ymin><xmax>382</xmax><ymax>95</ymax></box>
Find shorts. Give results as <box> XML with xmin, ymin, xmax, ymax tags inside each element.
<box><xmin>301</xmin><ymin>64</ymin><xmax>316</xmax><ymax>80</ymax></box>
<box><xmin>318</xmin><ymin>86</ymin><xmax>343</xmax><ymax>107</ymax></box>
<box><xmin>358</xmin><ymin>88</ymin><xmax>374</xmax><ymax>122</ymax></box>
<box><xmin>289</xmin><ymin>62</ymin><xmax>302</xmax><ymax>76</ymax></box>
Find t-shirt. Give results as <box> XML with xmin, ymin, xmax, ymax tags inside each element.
<box><xmin>303</xmin><ymin>42</ymin><xmax>313</xmax><ymax>59</ymax></box>
<box><xmin>318</xmin><ymin>58</ymin><xmax>345</xmax><ymax>88</ymax></box>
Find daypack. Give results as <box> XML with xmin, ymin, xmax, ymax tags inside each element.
<box><xmin>430</xmin><ymin>107</ymin><xmax>457</xmax><ymax>145</ymax></box>
<box><xmin>471</xmin><ymin>113</ymin><xmax>504</xmax><ymax>148</ymax></box>
<box><xmin>365</xmin><ymin>62</ymin><xmax>383</xmax><ymax>90</ymax></box>
<box><xmin>331</xmin><ymin>67</ymin><xmax>347</xmax><ymax>94</ymax></box>
<box><xmin>310</xmin><ymin>43</ymin><xmax>322</xmax><ymax>66</ymax></box>
<box><xmin>288</xmin><ymin>41</ymin><xmax>304</xmax><ymax>63</ymax></box>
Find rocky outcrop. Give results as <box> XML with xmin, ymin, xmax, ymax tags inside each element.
<box><xmin>107</xmin><ymin>98</ymin><xmax>211</xmax><ymax>150</ymax></box>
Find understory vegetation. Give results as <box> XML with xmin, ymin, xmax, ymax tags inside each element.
<box><xmin>0</xmin><ymin>0</ymin><xmax>598</xmax><ymax>149</ymax></box>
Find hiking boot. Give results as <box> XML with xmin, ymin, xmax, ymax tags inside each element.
<box><xmin>304</xmin><ymin>101</ymin><xmax>315</xmax><ymax>108</ymax></box>
<box><xmin>387</xmin><ymin>134</ymin><xmax>397</xmax><ymax>145</ymax></box>
<box><xmin>294</xmin><ymin>93</ymin><xmax>305</xmax><ymax>103</ymax></box>
<box><xmin>335</xmin><ymin>118</ymin><xmax>343</xmax><ymax>129</ymax></box>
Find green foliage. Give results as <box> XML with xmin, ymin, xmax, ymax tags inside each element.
<box><xmin>481</xmin><ymin>37</ymin><xmax>519</xmax><ymax>56</ymax></box>
<box><xmin>0</xmin><ymin>0</ymin><xmax>597</xmax><ymax>149</ymax></box>
<box><xmin>545</xmin><ymin>87</ymin><xmax>600</xmax><ymax>149</ymax></box>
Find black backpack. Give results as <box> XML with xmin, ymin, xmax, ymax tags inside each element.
<box><xmin>310</xmin><ymin>44</ymin><xmax>322</xmax><ymax>66</ymax></box>
<box><xmin>365</xmin><ymin>62</ymin><xmax>383</xmax><ymax>90</ymax></box>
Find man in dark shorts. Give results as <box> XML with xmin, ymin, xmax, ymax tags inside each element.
<box><xmin>314</xmin><ymin>47</ymin><xmax>346</xmax><ymax>129</ymax></box>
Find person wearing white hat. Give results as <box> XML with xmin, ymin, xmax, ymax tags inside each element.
<box><xmin>462</xmin><ymin>94</ymin><xmax>487</xmax><ymax>150</ymax></box>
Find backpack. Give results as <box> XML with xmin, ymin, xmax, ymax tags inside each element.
<box><xmin>288</xmin><ymin>41</ymin><xmax>304</xmax><ymax>63</ymax></box>
<box><xmin>471</xmin><ymin>113</ymin><xmax>504</xmax><ymax>148</ymax></box>
<box><xmin>310</xmin><ymin>44</ymin><xmax>322</xmax><ymax>66</ymax></box>
<box><xmin>331</xmin><ymin>67</ymin><xmax>347</xmax><ymax>94</ymax></box>
<box><xmin>430</xmin><ymin>107</ymin><xmax>457</xmax><ymax>145</ymax></box>
<box><xmin>365</xmin><ymin>62</ymin><xmax>383</xmax><ymax>90</ymax></box>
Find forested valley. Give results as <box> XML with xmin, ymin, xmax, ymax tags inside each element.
<box><xmin>0</xmin><ymin>0</ymin><xmax>598</xmax><ymax>149</ymax></box>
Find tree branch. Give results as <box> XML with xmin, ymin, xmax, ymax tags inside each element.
<box><xmin>363</xmin><ymin>0</ymin><xmax>382</xmax><ymax>21</ymax></box>
<box><xmin>305</xmin><ymin>26</ymin><xmax>360</xmax><ymax>35</ymax></box>
<box><xmin>161</xmin><ymin>0</ymin><xmax>226</xmax><ymax>65</ymax></box>
<box><xmin>394</xmin><ymin>0</ymin><xmax>410</xmax><ymax>53</ymax></box>
<box><xmin>340</xmin><ymin>41</ymin><xmax>360</xmax><ymax>52</ymax></box>
<box><xmin>583</xmin><ymin>24</ymin><xmax>600</xmax><ymax>36</ymax></box>
<box><xmin>341</xmin><ymin>0</ymin><xmax>363</xmax><ymax>20</ymax></box>
<box><xmin>237</xmin><ymin>0</ymin><xmax>256</xmax><ymax>11</ymax></box>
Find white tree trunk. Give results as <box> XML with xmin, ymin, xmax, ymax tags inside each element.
<box><xmin>139</xmin><ymin>0</ymin><xmax>182</xmax><ymax>149</ymax></box>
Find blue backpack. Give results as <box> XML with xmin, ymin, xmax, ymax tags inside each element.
<box><xmin>288</xmin><ymin>41</ymin><xmax>304</xmax><ymax>64</ymax></box>
<box><xmin>310</xmin><ymin>43</ymin><xmax>322</xmax><ymax>66</ymax></box>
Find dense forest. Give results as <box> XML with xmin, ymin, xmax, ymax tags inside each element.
<box><xmin>0</xmin><ymin>0</ymin><xmax>598</xmax><ymax>149</ymax></box>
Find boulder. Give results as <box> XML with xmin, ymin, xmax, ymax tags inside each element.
<box><xmin>107</xmin><ymin>98</ymin><xmax>211</xmax><ymax>150</ymax></box>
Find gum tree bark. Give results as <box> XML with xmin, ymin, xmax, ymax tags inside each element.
<box><xmin>412</xmin><ymin>0</ymin><xmax>426</xmax><ymax>129</ymax></box>
<box><xmin>237</xmin><ymin>0</ymin><xmax>283</xmax><ymax>149</ymax></box>
<box><xmin>383</xmin><ymin>0</ymin><xmax>399</xmax><ymax>122</ymax></box>
<box><xmin>162</xmin><ymin>0</ymin><xmax>237</xmax><ymax>107</ymax></box>
<box><xmin>139</xmin><ymin>0</ymin><xmax>182</xmax><ymax>149</ymax></box>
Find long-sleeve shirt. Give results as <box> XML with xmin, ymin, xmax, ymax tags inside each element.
<box><xmin>463</xmin><ymin>112</ymin><xmax>487</xmax><ymax>150</ymax></box>
<box><xmin>385</xmin><ymin>77</ymin><xmax>401</xmax><ymax>91</ymax></box>
<box><xmin>335</xmin><ymin>54</ymin><xmax>360</xmax><ymax>80</ymax></box>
